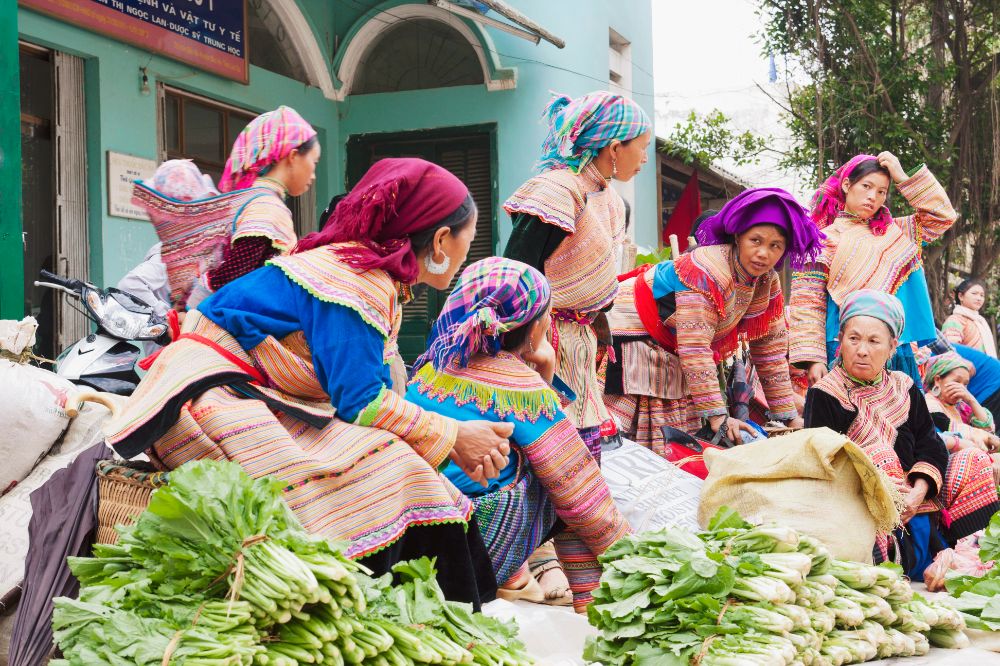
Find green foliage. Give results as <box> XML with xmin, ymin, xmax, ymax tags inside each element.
<box><xmin>635</xmin><ymin>246</ymin><xmax>672</xmax><ymax>266</ymax></box>
<box><xmin>662</xmin><ymin>110</ymin><xmax>770</xmax><ymax>168</ymax></box>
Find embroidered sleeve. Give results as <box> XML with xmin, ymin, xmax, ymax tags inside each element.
<box><xmin>748</xmin><ymin>305</ymin><xmax>798</xmax><ymax>421</ymax></box>
<box><xmin>502</xmin><ymin>212</ymin><xmax>570</xmax><ymax>272</ymax></box>
<box><xmin>520</xmin><ymin>418</ymin><xmax>630</xmax><ymax>554</ymax></box>
<box><xmin>206</xmin><ymin>236</ymin><xmax>277</xmax><ymax>292</ymax></box>
<box><xmin>789</xmin><ymin>265</ymin><xmax>830</xmax><ymax>367</ymax></box>
<box><xmin>894</xmin><ymin>166</ymin><xmax>958</xmax><ymax>246</ymax></box>
<box><xmin>674</xmin><ymin>289</ymin><xmax>726</xmax><ymax>417</ymax></box>
<box><xmin>231</xmin><ymin>192</ymin><xmax>297</xmax><ymax>251</ymax></box>
<box><xmin>356</xmin><ymin>386</ymin><xmax>458</xmax><ymax>469</ymax></box>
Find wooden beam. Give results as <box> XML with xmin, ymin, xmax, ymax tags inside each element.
<box><xmin>474</xmin><ymin>0</ymin><xmax>567</xmax><ymax>48</ymax></box>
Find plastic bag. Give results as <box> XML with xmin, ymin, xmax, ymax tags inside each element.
<box><xmin>924</xmin><ymin>535</ymin><xmax>994</xmax><ymax>592</ymax></box>
<box><xmin>601</xmin><ymin>439</ymin><xmax>702</xmax><ymax>533</ymax></box>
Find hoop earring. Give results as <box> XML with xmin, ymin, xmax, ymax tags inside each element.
<box><xmin>424</xmin><ymin>252</ymin><xmax>451</xmax><ymax>275</ymax></box>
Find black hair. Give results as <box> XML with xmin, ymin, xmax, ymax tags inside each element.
<box><xmin>295</xmin><ymin>135</ymin><xmax>319</xmax><ymax>155</ymax></box>
<box><xmin>318</xmin><ymin>193</ymin><xmax>348</xmax><ymax>229</ymax></box>
<box><xmin>500</xmin><ymin>300</ymin><xmax>552</xmax><ymax>352</ymax></box>
<box><xmin>691</xmin><ymin>209</ymin><xmax>719</xmax><ymax>238</ymax></box>
<box><xmin>408</xmin><ymin>194</ymin><xmax>478</xmax><ymax>255</ymax></box>
<box><xmin>955</xmin><ymin>277</ymin><xmax>987</xmax><ymax>303</ymax></box>
<box><xmin>623</xmin><ymin>199</ymin><xmax>632</xmax><ymax>232</ymax></box>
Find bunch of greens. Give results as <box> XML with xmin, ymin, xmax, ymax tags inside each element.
<box><xmin>51</xmin><ymin>459</ymin><xmax>532</xmax><ymax>666</ymax></box>
<box><xmin>945</xmin><ymin>510</ymin><xmax>1000</xmax><ymax>633</ymax></box>
<box><xmin>584</xmin><ymin>508</ymin><xmax>968</xmax><ymax>665</ymax></box>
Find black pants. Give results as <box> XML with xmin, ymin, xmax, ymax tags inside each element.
<box><xmin>357</xmin><ymin>516</ymin><xmax>497</xmax><ymax>610</ymax></box>
<box><xmin>982</xmin><ymin>387</ymin><xmax>1000</xmax><ymax>423</ymax></box>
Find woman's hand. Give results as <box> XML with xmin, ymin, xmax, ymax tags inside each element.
<box><xmin>707</xmin><ymin>415</ymin><xmax>758</xmax><ymax>444</ymax></box>
<box><xmin>940</xmin><ymin>380</ymin><xmax>973</xmax><ymax>406</ymax></box>
<box><xmin>876</xmin><ymin>151</ymin><xmax>908</xmax><ymax>184</ymax></box>
<box><xmin>807</xmin><ymin>362</ymin><xmax>828</xmax><ymax>386</ymax></box>
<box><xmin>452</xmin><ymin>421</ymin><xmax>514</xmax><ymax>486</ymax></box>
<box><xmin>900</xmin><ymin>478</ymin><xmax>929</xmax><ymax>523</ymax></box>
<box><xmin>521</xmin><ymin>337</ymin><xmax>556</xmax><ymax>384</ymax></box>
<box><xmin>957</xmin><ymin>436</ymin><xmax>988</xmax><ymax>453</ymax></box>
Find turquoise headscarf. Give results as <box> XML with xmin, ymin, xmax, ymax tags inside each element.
<box><xmin>537</xmin><ymin>91</ymin><xmax>651</xmax><ymax>173</ymax></box>
<box><xmin>839</xmin><ymin>289</ymin><xmax>905</xmax><ymax>339</ymax></box>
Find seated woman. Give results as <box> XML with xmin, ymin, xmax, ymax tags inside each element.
<box><xmin>105</xmin><ymin>158</ymin><xmax>514</xmax><ymax>608</ymax></box>
<box><xmin>603</xmin><ymin>188</ymin><xmax>821</xmax><ymax>451</ymax></box>
<box><xmin>804</xmin><ymin>290</ymin><xmax>996</xmax><ymax>577</ymax></box>
<box><xmin>406</xmin><ymin>258</ymin><xmax>631</xmax><ymax>614</ymax></box>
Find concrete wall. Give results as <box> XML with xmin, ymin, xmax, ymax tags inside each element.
<box><xmin>17</xmin><ymin>6</ymin><xmax>338</xmax><ymax>289</ymax></box>
<box><xmin>13</xmin><ymin>0</ymin><xmax>656</xmax><ymax>308</ymax></box>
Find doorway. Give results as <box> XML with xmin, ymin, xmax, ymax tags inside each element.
<box><xmin>20</xmin><ymin>43</ymin><xmax>90</xmax><ymax>360</ymax></box>
<box><xmin>346</xmin><ymin>126</ymin><xmax>496</xmax><ymax>362</ymax></box>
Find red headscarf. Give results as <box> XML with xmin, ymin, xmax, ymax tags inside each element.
<box><xmin>809</xmin><ymin>154</ymin><xmax>893</xmax><ymax>235</ymax></box>
<box><xmin>296</xmin><ymin>158</ymin><xmax>470</xmax><ymax>283</ymax></box>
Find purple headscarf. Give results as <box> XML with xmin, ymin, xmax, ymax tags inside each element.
<box><xmin>694</xmin><ymin>187</ymin><xmax>825</xmax><ymax>269</ymax></box>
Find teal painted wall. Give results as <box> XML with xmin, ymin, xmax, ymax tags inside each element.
<box><xmin>17</xmin><ymin>7</ymin><xmax>339</xmax><ymax>290</ymax></box>
<box><xmin>12</xmin><ymin>0</ymin><xmax>656</xmax><ymax>315</ymax></box>
<box><xmin>1</xmin><ymin>1</ymin><xmax>23</xmax><ymax>319</ymax></box>
<box><xmin>332</xmin><ymin>0</ymin><xmax>658</xmax><ymax>248</ymax></box>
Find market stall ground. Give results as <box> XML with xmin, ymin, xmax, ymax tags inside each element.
<box><xmin>486</xmin><ymin>599</ymin><xmax>1000</xmax><ymax>666</ymax></box>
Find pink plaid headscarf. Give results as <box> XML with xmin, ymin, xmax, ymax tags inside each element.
<box><xmin>809</xmin><ymin>154</ymin><xmax>893</xmax><ymax>235</ymax></box>
<box><xmin>218</xmin><ymin>106</ymin><xmax>317</xmax><ymax>192</ymax></box>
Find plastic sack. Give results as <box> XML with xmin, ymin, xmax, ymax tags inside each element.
<box><xmin>601</xmin><ymin>439</ymin><xmax>702</xmax><ymax>533</ymax></box>
<box><xmin>698</xmin><ymin>427</ymin><xmax>899</xmax><ymax>563</ymax></box>
<box><xmin>482</xmin><ymin>598</ymin><xmax>594</xmax><ymax>665</ymax></box>
<box><xmin>924</xmin><ymin>536</ymin><xmax>994</xmax><ymax>592</ymax></box>
<box><xmin>0</xmin><ymin>319</ymin><xmax>76</xmax><ymax>495</ymax></box>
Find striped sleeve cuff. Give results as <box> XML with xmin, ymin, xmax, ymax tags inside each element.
<box><xmin>909</xmin><ymin>461</ymin><xmax>944</xmax><ymax>499</ymax></box>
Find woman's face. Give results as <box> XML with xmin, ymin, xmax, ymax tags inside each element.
<box><xmin>842</xmin><ymin>171</ymin><xmax>890</xmax><ymax>220</ymax></box>
<box><xmin>419</xmin><ymin>213</ymin><xmax>478</xmax><ymax>290</ymax></box>
<box><xmin>839</xmin><ymin>316</ymin><xmax>896</xmax><ymax>382</ymax></box>
<box><xmin>934</xmin><ymin>367</ymin><xmax>971</xmax><ymax>405</ymax></box>
<box><xmin>959</xmin><ymin>284</ymin><xmax>986</xmax><ymax>311</ymax></box>
<box><xmin>610</xmin><ymin>130</ymin><xmax>651</xmax><ymax>182</ymax></box>
<box><xmin>734</xmin><ymin>224</ymin><xmax>787</xmax><ymax>277</ymax></box>
<box><xmin>285</xmin><ymin>142</ymin><xmax>321</xmax><ymax>197</ymax></box>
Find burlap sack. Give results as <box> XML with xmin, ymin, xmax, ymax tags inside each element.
<box><xmin>698</xmin><ymin>427</ymin><xmax>899</xmax><ymax>563</ymax></box>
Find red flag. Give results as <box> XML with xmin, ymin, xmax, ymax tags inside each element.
<box><xmin>662</xmin><ymin>171</ymin><xmax>701</xmax><ymax>252</ymax></box>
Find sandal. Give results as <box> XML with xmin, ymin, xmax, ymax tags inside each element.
<box><xmin>534</xmin><ymin>567</ymin><xmax>573</xmax><ymax>607</ymax></box>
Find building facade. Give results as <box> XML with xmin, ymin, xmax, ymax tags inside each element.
<box><xmin>7</xmin><ymin>0</ymin><xmax>656</xmax><ymax>359</ymax></box>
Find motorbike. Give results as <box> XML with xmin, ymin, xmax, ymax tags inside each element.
<box><xmin>34</xmin><ymin>269</ymin><xmax>169</xmax><ymax>395</ymax></box>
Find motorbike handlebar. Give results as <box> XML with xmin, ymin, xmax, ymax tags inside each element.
<box><xmin>37</xmin><ymin>269</ymin><xmax>85</xmax><ymax>292</ymax></box>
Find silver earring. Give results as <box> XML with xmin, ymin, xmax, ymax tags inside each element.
<box><xmin>424</xmin><ymin>252</ymin><xmax>451</xmax><ymax>275</ymax></box>
<box><xmin>611</xmin><ymin>157</ymin><xmax>618</xmax><ymax>179</ymax></box>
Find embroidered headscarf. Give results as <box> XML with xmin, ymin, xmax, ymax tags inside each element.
<box><xmin>419</xmin><ymin>257</ymin><xmax>551</xmax><ymax>370</ymax></box>
<box><xmin>809</xmin><ymin>154</ymin><xmax>893</xmax><ymax>235</ymax></box>
<box><xmin>150</xmin><ymin>159</ymin><xmax>219</xmax><ymax>201</ymax></box>
<box><xmin>694</xmin><ymin>187</ymin><xmax>825</xmax><ymax>269</ymax></box>
<box><xmin>538</xmin><ymin>91</ymin><xmax>651</xmax><ymax>173</ymax></box>
<box><xmin>219</xmin><ymin>106</ymin><xmax>317</xmax><ymax>192</ymax></box>
<box><xmin>839</xmin><ymin>289</ymin><xmax>905</xmax><ymax>339</ymax></box>
<box><xmin>295</xmin><ymin>158</ymin><xmax>472</xmax><ymax>284</ymax></box>
<box><xmin>922</xmin><ymin>352</ymin><xmax>975</xmax><ymax>387</ymax></box>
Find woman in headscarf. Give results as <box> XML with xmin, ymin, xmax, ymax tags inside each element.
<box><xmin>942</xmin><ymin>279</ymin><xmax>997</xmax><ymax>358</ymax></box>
<box><xmin>406</xmin><ymin>258</ymin><xmax>630</xmax><ymax>613</ymax></box>
<box><xmin>105</xmin><ymin>158</ymin><xmax>515</xmax><ymax>607</ymax></box>
<box><xmin>604</xmin><ymin>188</ymin><xmax>822</xmax><ymax>449</ymax></box>
<box><xmin>790</xmin><ymin>152</ymin><xmax>957</xmax><ymax>387</ymax></box>
<box><xmin>923</xmin><ymin>351</ymin><xmax>1000</xmax><ymax>451</ymax></box>
<box><xmin>503</xmin><ymin>90</ymin><xmax>652</xmax><ymax>459</ymax></box>
<box><xmin>804</xmin><ymin>291</ymin><xmax>996</xmax><ymax>576</ymax></box>
<box><xmin>187</xmin><ymin>106</ymin><xmax>321</xmax><ymax>306</ymax></box>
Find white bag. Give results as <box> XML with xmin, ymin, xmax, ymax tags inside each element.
<box><xmin>600</xmin><ymin>439</ymin><xmax>702</xmax><ymax>533</ymax></box>
<box><xmin>0</xmin><ymin>318</ymin><xmax>77</xmax><ymax>494</ymax></box>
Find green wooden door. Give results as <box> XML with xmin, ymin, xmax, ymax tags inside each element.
<box><xmin>346</xmin><ymin>128</ymin><xmax>496</xmax><ymax>362</ymax></box>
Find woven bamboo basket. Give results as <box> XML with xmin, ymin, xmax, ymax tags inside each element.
<box><xmin>95</xmin><ymin>459</ymin><xmax>168</xmax><ymax>545</ymax></box>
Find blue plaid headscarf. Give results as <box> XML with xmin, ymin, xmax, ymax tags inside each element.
<box><xmin>418</xmin><ymin>258</ymin><xmax>551</xmax><ymax>370</ymax></box>
<box><xmin>538</xmin><ymin>91</ymin><xmax>651</xmax><ymax>173</ymax></box>
<box><xmin>839</xmin><ymin>289</ymin><xmax>905</xmax><ymax>339</ymax></box>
